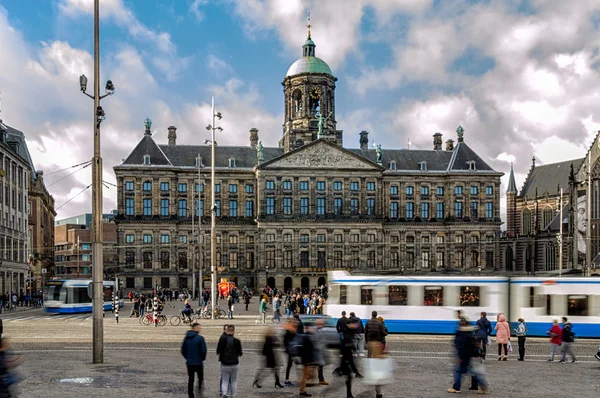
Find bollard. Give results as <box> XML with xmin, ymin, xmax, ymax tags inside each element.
<box><xmin>153</xmin><ymin>296</ymin><xmax>158</xmax><ymax>327</ymax></box>
<box><xmin>111</xmin><ymin>292</ymin><xmax>115</xmax><ymax>313</ymax></box>
<box><xmin>115</xmin><ymin>294</ymin><xmax>119</xmax><ymax>324</ymax></box>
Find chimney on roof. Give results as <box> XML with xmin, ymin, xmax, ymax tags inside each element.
<box><xmin>433</xmin><ymin>132</ymin><xmax>443</xmax><ymax>150</ymax></box>
<box><xmin>359</xmin><ymin>131</ymin><xmax>369</xmax><ymax>151</ymax></box>
<box><xmin>167</xmin><ymin>126</ymin><xmax>177</xmax><ymax>145</ymax></box>
<box><xmin>445</xmin><ymin>139</ymin><xmax>454</xmax><ymax>151</ymax></box>
<box><xmin>250</xmin><ymin>128</ymin><xmax>259</xmax><ymax>148</ymax></box>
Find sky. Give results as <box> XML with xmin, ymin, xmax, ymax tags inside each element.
<box><xmin>1</xmin><ymin>0</ymin><xmax>600</xmax><ymax>220</ymax></box>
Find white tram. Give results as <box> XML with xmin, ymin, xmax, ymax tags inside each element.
<box><xmin>45</xmin><ymin>279</ymin><xmax>123</xmax><ymax>314</ymax></box>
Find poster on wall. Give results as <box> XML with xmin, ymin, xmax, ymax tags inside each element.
<box><xmin>577</xmin><ymin>191</ymin><xmax>587</xmax><ymax>254</ymax></box>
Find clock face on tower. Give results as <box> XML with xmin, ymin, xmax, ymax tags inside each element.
<box><xmin>310</xmin><ymin>87</ymin><xmax>321</xmax><ymax>99</ymax></box>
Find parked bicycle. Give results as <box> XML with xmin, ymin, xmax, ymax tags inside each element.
<box><xmin>200</xmin><ymin>305</ymin><xmax>226</xmax><ymax>319</ymax></box>
<box><xmin>170</xmin><ymin>310</ymin><xmax>199</xmax><ymax>326</ymax></box>
<box><xmin>139</xmin><ymin>312</ymin><xmax>167</xmax><ymax>326</ymax></box>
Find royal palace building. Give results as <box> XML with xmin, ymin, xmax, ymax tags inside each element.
<box><xmin>114</xmin><ymin>30</ymin><xmax>503</xmax><ymax>293</ymax></box>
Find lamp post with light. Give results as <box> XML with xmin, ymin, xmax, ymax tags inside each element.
<box><xmin>205</xmin><ymin>97</ymin><xmax>223</xmax><ymax>319</ymax></box>
<box><xmin>79</xmin><ymin>0</ymin><xmax>115</xmax><ymax>364</ymax></box>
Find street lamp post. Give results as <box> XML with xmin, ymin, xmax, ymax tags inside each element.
<box><xmin>79</xmin><ymin>0</ymin><xmax>115</xmax><ymax>364</ymax></box>
<box><xmin>205</xmin><ymin>97</ymin><xmax>223</xmax><ymax>319</ymax></box>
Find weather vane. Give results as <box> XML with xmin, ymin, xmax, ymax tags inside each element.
<box><xmin>307</xmin><ymin>12</ymin><xmax>311</xmax><ymax>38</ymax></box>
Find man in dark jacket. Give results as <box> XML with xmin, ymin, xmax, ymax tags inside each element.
<box><xmin>217</xmin><ymin>325</ymin><xmax>243</xmax><ymax>398</ymax></box>
<box><xmin>448</xmin><ymin>318</ymin><xmax>487</xmax><ymax>394</ymax></box>
<box><xmin>299</xmin><ymin>327</ymin><xmax>316</xmax><ymax>397</ymax></box>
<box><xmin>181</xmin><ymin>323</ymin><xmax>207</xmax><ymax>398</ymax></box>
<box><xmin>349</xmin><ymin>312</ymin><xmax>365</xmax><ymax>357</ymax></box>
<box><xmin>475</xmin><ymin>312</ymin><xmax>492</xmax><ymax>360</ymax></box>
<box><xmin>336</xmin><ymin>311</ymin><xmax>348</xmax><ymax>346</ymax></box>
<box><xmin>560</xmin><ymin>317</ymin><xmax>577</xmax><ymax>363</ymax></box>
<box><xmin>364</xmin><ymin>311</ymin><xmax>386</xmax><ymax>358</ymax></box>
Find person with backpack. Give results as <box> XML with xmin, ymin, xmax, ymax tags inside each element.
<box><xmin>181</xmin><ymin>323</ymin><xmax>207</xmax><ymax>398</ymax></box>
<box><xmin>447</xmin><ymin>317</ymin><xmax>488</xmax><ymax>394</ymax></box>
<box><xmin>560</xmin><ymin>317</ymin><xmax>577</xmax><ymax>363</ymax></box>
<box><xmin>514</xmin><ymin>318</ymin><xmax>527</xmax><ymax>361</ymax></box>
<box><xmin>217</xmin><ymin>325</ymin><xmax>243</xmax><ymax>398</ymax></box>
<box><xmin>475</xmin><ymin>312</ymin><xmax>492</xmax><ymax>360</ymax></box>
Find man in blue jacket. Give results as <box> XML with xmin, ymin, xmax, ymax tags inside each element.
<box><xmin>181</xmin><ymin>323</ymin><xmax>207</xmax><ymax>398</ymax></box>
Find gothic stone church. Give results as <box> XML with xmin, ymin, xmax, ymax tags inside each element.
<box><xmin>114</xmin><ymin>31</ymin><xmax>503</xmax><ymax>293</ymax></box>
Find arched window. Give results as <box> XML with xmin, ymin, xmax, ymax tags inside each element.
<box><xmin>522</xmin><ymin>209</ymin><xmax>532</xmax><ymax>235</ymax></box>
<box><xmin>292</xmin><ymin>89</ymin><xmax>302</xmax><ymax>117</ymax></box>
<box><xmin>327</xmin><ymin>90</ymin><xmax>333</xmax><ymax>116</ymax></box>
<box><xmin>546</xmin><ymin>242</ymin><xmax>556</xmax><ymax>271</ymax></box>
<box><xmin>542</xmin><ymin>208</ymin><xmax>553</xmax><ymax>230</ymax></box>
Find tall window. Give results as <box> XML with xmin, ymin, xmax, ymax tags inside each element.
<box><xmin>245</xmin><ymin>184</ymin><xmax>253</xmax><ymax>193</ymax></box>
<box><xmin>390</xmin><ymin>252</ymin><xmax>399</xmax><ymax>268</ymax></box>
<box><xmin>143</xmin><ymin>252</ymin><xmax>152</xmax><ymax>269</ymax></box>
<box><xmin>215</xmin><ymin>183</ymin><xmax>221</xmax><ymax>193</ymax></box>
<box><xmin>125</xmin><ymin>198</ymin><xmax>134</xmax><ymax>216</ymax></box>
<box><xmin>245</xmin><ymin>200</ymin><xmax>254</xmax><ymax>217</ymax></box>
<box><xmin>196</xmin><ymin>199</ymin><xmax>204</xmax><ymax>217</ymax></box>
<box><xmin>160</xmin><ymin>199</ymin><xmax>169</xmax><ymax>216</ymax></box>
<box><xmin>455</xmin><ymin>185</ymin><xmax>463</xmax><ymax>195</ymax></box>
<box><xmin>455</xmin><ymin>201</ymin><xmax>463</xmax><ymax>218</ymax></box>
<box><xmin>317</xmin><ymin>181</ymin><xmax>326</xmax><ymax>191</ymax></box>
<box><xmin>300</xmin><ymin>251</ymin><xmax>309</xmax><ymax>267</ymax></box>
<box><xmin>350</xmin><ymin>198</ymin><xmax>359</xmax><ymax>215</ymax></box>
<box><xmin>280</xmin><ymin>197</ymin><xmax>291</xmax><ymax>215</ymax></box>
<box><xmin>266</xmin><ymin>249</ymin><xmax>275</xmax><ymax>268</ymax></box>
<box><xmin>266</xmin><ymin>180</ymin><xmax>275</xmax><ymax>190</ymax></box>
<box><xmin>333</xmin><ymin>181</ymin><xmax>343</xmax><ymax>191</ymax></box>
<box><xmin>367</xmin><ymin>182</ymin><xmax>375</xmax><ymax>191</ymax></box>
<box><xmin>436</xmin><ymin>202</ymin><xmax>444</xmax><ymax>219</ymax></box>
<box><xmin>470</xmin><ymin>201</ymin><xmax>478</xmax><ymax>218</ymax></box>
<box><xmin>522</xmin><ymin>209</ymin><xmax>532</xmax><ymax>234</ymax></box>
<box><xmin>196</xmin><ymin>183</ymin><xmax>204</xmax><ymax>193</ymax></box>
<box><xmin>265</xmin><ymin>197</ymin><xmax>274</xmax><ymax>215</ymax></box>
<box><xmin>178</xmin><ymin>199</ymin><xmax>187</xmax><ymax>217</ymax></box>
<box><xmin>421</xmin><ymin>186</ymin><xmax>429</xmax><ymax>195</ymax></box>
<box><xmin>546</xmin><ymin>242</ymin><xmax>556</xmax><ymax>271</ymax></box>
<box><xmin>300</xmin><ymin>181</ymin><xmax>309</xmax><ymax>191</ymax></box>
<box><xmin>161</xmin><ymin>234</ymin><xmax>169</xmax><ymax>244</ymax></box>
<box><xmin>226</xmin><ymin>184</ymin><xmax>236</xmax><ymax>193</ymax></box>
<box><xmin>390</xmin><ymin>186</ymin><xmax>398</xmax><ymax>195</ymax></box>
<box><xmin>436</xmin><ymin>252</ymin><xmax>445</xmax><ymax>268</ymax></box>
<box><xmin>406</xmin><ymin>202</ymin><xmax>414</xmax><ymax>218</ymax></box>
<box><xmin>161</xmin><ymin>252</ymin><xmax>170</xmax><ymax>269</ymax></box>
<box><xmin>334</xmin><ymin>198</ymin><xmax>343</xmax><ymax>215</ymax></box>
<box><xmin>215</xmin><ymin>200</ymin><xmax>221</xmax><ymax>216</ymax></box>
<box><xmin>229</xmin><ymin>200</ymin><xmax>238</xmax><ymax>217</ymax></box>
<box><xmin>317</xmin><ymin>198</ymin><xmax>325</xmax><ymax>215</ymax></box>
<box><xmin>366</xmin><ymin>198</ymin><xmax>375</xmax><ymax>215</ymax></box>
<box><xmin>436</xmin><ymin>186</ymin><xmax>444</xmax><ymax>196</ymax></box>
<box><xmin>230</xmin><ymin>252</ymin><xmax>238</xmax><ymax>269</ymax></box>
<box><xmin>390</xmin><ymin>202</ymin><xmax>398</xmax><ymax>218</ymax></box>
<box><xmin>143</xmin><ymin>199</ymin><xmax>152</xmax><ymax>216</ymax></box>
<box><xmin>283</xmin><ymin>180</ymin><xmax>292</xmax><ymax>190</ymax></box>
<box><xmin>125</xmin><ymin>181</ymin><xmax>134</xmax><ymax>191</ymax></box>
<box><xmin>350</xmin><ymin>182</ymin><xmax>359</xmax><ymax>191</ymax></box>
<box><xmin>178</xmin><ymin>183</ymin><xmax>187</xmax><ymax>193</ymax></box>
<box><xmin>143</xmin><ymin>181</ymin><xmax>152</xmax><ymax>191</ymax></box>
<box><xmin>470</xmin><ymin>185</ymin><xmax>478</xmax><ymax>195</ymax></box>
<box><xmin>125</xmin><ymin>252</ymin><xmax>135</xmax><ymax>268</ymax></box>
<box><xmin>160</xmin><ymin>182</ymin><xmax>169</xmax><ymax>191</ymax></box>
<box><xmin>486</xmin><ymin>186</ymin><xmax>493</xmax><ymax>195</ymax></box>
<box><xmin>421</xmin><ymin>251</ymin><xmax>430</xmax><ymax>268</ymax></box>
<box><xmin>406</xmin><ymin>186</ymin><xmax>414</xmax><ymax>195</ymax></box>
<box><xmin>421</xmin><ymin>202</ymin><xmax>429</xmax><ymax>219</ymax></box>
<box><xmin>179</xmin><ymin>252</ymin><xmax>188</xmax><ymax>269</ymax></box>
<box><xmin>485</xmin><ymin>202</ymin><xmax>493</xmax><ymax>218</ymax></box>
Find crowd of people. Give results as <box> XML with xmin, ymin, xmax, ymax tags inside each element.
<box><xmin>0</xmin><ymin>292</ymin><xmax>43</xmax><ymax>311</ymax></box>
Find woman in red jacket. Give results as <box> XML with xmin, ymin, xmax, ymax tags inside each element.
<box><xmin>547</xmin><ymin>320</ymin><xmax>562</xmax><ymax>361</ymax></box>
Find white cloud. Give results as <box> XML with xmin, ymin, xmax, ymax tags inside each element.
<box><xmin>189</xmin><ymin>0</ymin><xmax>209</xmax><ymax>22</ymax></box>
<box><xmin>205</xmin><ymin>55</ymin><xmax>235</xmax><ymax>78</ymax></box>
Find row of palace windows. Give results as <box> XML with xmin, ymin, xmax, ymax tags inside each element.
<box><xmin>125</xmin><ymin>181</ymin><xmax>255</xmax><ymax>195</ymax></box>
<box><xmin>125</xmin><ymin>198</ymin><xmax>255</xmax><ymax>218</ymax></box>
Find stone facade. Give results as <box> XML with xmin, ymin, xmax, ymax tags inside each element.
<box><xmin>0</xmin><ymin>121</ymin><xmax>31</xmax><ymax>295</ymax></box>
<box><xmin>113</xmin><ymin>32</ymin><xmax>503</xmax><ymax>293</ymax></box>
<box><xmin>28</xmin><ymin>172</ymin><xmax>56</xmax><ymax>289</ymax></box>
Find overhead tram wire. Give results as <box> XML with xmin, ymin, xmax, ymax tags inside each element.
<box><xmin>47</xmin><ymin>162</ymin><xmax>92</xmax><ymax>188</ymax></box>
<box><xmin>55</xmin><ymin>184</ymin><xmax>92</xmax><ymax>212</ymax></box>
<box><xmin>44</xmin><ymin>160</ymin><xmax>93</xmax><ymax>177</ymax></box>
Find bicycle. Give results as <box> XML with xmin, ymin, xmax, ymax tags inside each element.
<box><xmin>170</xmin><ymin>311</ymin><xmax>198</xmax><ymax>326</ymax></box>
<box><xmin>201</xmin><ymin>305</ymin><xmax>226</xmax><ymax>319</ymax></box>
<box><xmin>139</xmin><ymin>312</ymin><xmax>167</xmax><ymax>326</ymax></box>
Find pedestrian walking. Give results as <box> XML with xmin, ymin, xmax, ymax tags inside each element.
<box><xmin>259</xmin><ymin>298</ymin><xmax>268</xmax><ymax>324</ymax></box>
<box><xmin>227</xmin><ymin>295</ymin><xmax>234</xmax><ymax>319</ymax></box>
<box><xmin>494</xmin><ymin>313</ymin><xmax>511</xmax><ymax>361</ymax></box>
<box><xmin>547</xmin><ymin>319</ymin><xmax>562</xmax><ymax>362</ymax></box>
<box><xmin>334</xmin><ymin>314</ymin><xmax>362</xmax><ymax>378</ymax></box>
<box><xmin>447</xmin><ymin>317</ymin><xmax>489</xmax><ymax>394</ymax></box>
<box><xmin>298</xmin><ymin>325</ymin><xmax>317</xmax><ymax>397</ymax></box>
<box><xmin>475</xmin><ymin>312</ymin><xmax>492</xmax><ymax>360</ymax></box>
<box><xmin>244</xmin><ymin>293</ymin><xmax>250</xmax><ymax>311</ymax></box>
<box><xmin>377</xmin><ymin>317</ymin><xmax>388</xmax><ymax>349</ymax></box>
<box><xmin>312</xmin><ymin>319</ymin><xmax>329</xmax><ymax>386</ymax></box>
<box><xmin>336</xmin><ymin>311</ymin><xmax>348</xmax><ymax>346</ymax></box>
<box><xmin>272</xmin><ymin>294</ymin><xmax>281</xmax><ymax>323</ymax></box>
<box><xmin>364</xmin><ymin>311</ymin><xmax>386</xmax><ymax>398</ymax></box>
<box><xmin>514</xmin><ymin>318</ymin><xmax>527</xmax><ymax>361</ymax></box>
<box><xmin>217</xmin><ymin>325</ymin><xmax>243</xmax><ymax>398</ymax></box>
<box><xmin>560</xmin><ymin>317</ymin><xmax>577</xmax><ymax>363</ymax></box>
<box><xmin>283</xmin><ymin>317</ymin><xmax>300</xmax><ymax>386</ymax></box>
<box><xmin>349</xmin><ymin>312</ymin><xmax>365</xmax><ymax>357</ymax></box>
<box><xmin>181</xmin><ymin>323</ymin><xmax>207</xmax><ymax>398</ymax></box>
<box><xmin>253</xmin><ymin>327</ymin><xmax>285</xmax><ymax>389</ymax></box>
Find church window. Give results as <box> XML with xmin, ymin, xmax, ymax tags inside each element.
<box><xmin>292</xmin><ymin>90</ymin><xmax>302</xmax><ymax>117</ymax></box>
<box><xmin>542</xmin><ymin>208</ymin><xmax>553</xmax><ymax>229</ymax></box>
<box><xmin>522</xmin><ymin>209</ymin><xmax>532</xmax><ymax>235</ymax></box>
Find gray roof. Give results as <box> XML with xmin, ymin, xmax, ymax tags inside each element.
<box><xmin>0</xmin><ymin>121</ymin><xmax>37</xmax><ymax>177</ymax></box>
<box><xmin>546</xmin><ymin>205</ymin><xmax>569</xmax><ymax>231</ymax></box>
<box><xmin>520</xmin><ymin>158</ymin><xmax>582</xmax><ymax>198</ymax></box>
<box><xmin>119</xmin><ymin>134</ymin><xmax>498</xmax><ymax>173</ymax></box>
<box><xmin>507</xmin><ymin>164</ymin><xmax>517</xmax><ymax>193</ymax></box>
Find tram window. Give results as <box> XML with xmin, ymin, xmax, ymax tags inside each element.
<box><xmin>567</xmin><ymin>295</ymin><xmax>588</xmax><ymax>316</ymax></box>
<box><xmin>340</xmin><ymin>285</ymin><xmax>347</xmax><ymax>305</ymax></box>
<box><xmin>529</xmin><ymin>287</ymin><xmax>535</xmax><ymax>307</ymax></box>
<box><xmin>361</xmin><ymin>287</ymin><xmax>373</xmax><ymax>305</ymax></box>
<box><xmin>75</xmin><ymin>287</ymin><xmax>92</xmax><ymax>304</ymax></box>
<box><xmin>546</xmin><ymin>295</ymin><xmax>551</xmax><ymax>316</ymax></box>
<box><xmin>459</xmin><ymin>286</ymin><xmax>480</xmax><ymax>306</ymax></box>
<box><xmin>103</xmin><ymin>286</ymin><xmax>114</xmax><ymax>302</ymax></box>
<box><xmin>389</xmin><ymin>286</ymin><xmax>408</xmax><ymax>305</ymax></box>
<box><xmin>424</xmin><ymin>286</ymin><xmax>443</xmax><ymax>306</ymax></box>
<box><xmin>47</xmin><ymin>281</ymin><xmax>64</xmax><ymax>301</ymax></box>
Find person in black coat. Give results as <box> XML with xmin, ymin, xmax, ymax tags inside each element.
<box><xmin>253</xmin><ymin>327</ymin><xmax>284</xmax><ymax>389</ymax></box>
<box><xmin>181</xmin><ymin>323</ymin><xmax>207</xmax><ymax>398</ymax></box>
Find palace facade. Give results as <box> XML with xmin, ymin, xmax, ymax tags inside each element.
<box><xmin>114</xmin><ymin>31</ymin><xmax>503</xmax><ymax>292</ymax></box>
